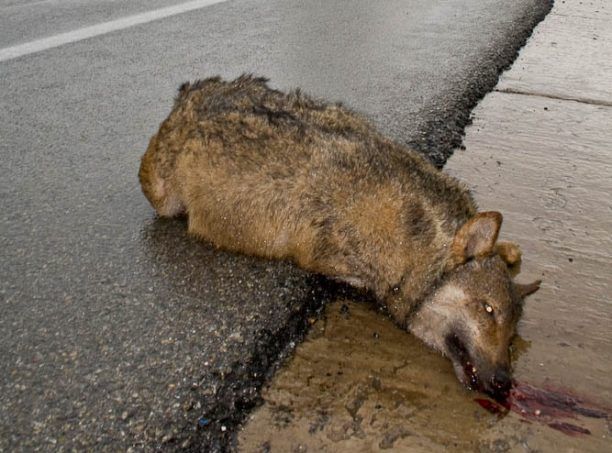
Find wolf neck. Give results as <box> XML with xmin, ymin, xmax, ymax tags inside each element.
<box><xmin>374</xmin><ymin>191</ymin><xmax>474</xmax><ymax>330</ymax></box>
<box><xmin>380</xmin><ymin>227</ymin><xmax>454</xmax><ymax>329</ymax></box>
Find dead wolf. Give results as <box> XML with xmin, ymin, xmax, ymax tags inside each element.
<box><xmin>139</xmin><ymin>75</ymin><xmax>540</xmax><ymax>400</ymax></box>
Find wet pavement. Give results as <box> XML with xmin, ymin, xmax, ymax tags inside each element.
<box><xmin>0</xmin><ymin>0</ymin><xmax>553</xmax><ymax>450</ymax></box>
<box><xmin>239</xmin><ymin>0</ymin><xmax>612</xmax><ymax>451</ymax></box>
<box><xmin>239</xmin><ymin>302</ymin><xmax>611</xmax><ymax>452</ymax></box>
<box><xmin>0</xmin><ymin>0</ymin><xmax>194</xmax><ymax>48</ymax></box>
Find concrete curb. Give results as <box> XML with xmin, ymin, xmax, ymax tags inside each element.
<box><xmin>409</xmin><ymin>1</ymin><xmax>554</xmax><ymax>167</ymax></box>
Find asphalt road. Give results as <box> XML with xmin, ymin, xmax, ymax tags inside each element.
<box><xmin>0</xmin><ymin>0</ymin><xmax>552</xmax><ymax>450</ymax></box>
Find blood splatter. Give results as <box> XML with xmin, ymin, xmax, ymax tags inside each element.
<box><xmin>547</xmin><ymin>422</ymin><xmax>591</xmax><ymax>436</ymax></box>
<box><xmin>474</xmin><ymin>381</ymin><xmax>610</xmax><ymax>437</ymax></box>
<box><xmin>475</xmin><ymin>398</ymin><xmax>508</xmax><ymax>415</ymax></box>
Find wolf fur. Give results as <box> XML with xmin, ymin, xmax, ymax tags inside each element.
<box><xmin>139</xmin><ymin>75</ymin><xmax>540</xmax><ymax>399</ymax></box>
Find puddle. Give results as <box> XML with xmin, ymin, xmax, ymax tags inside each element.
<box><xmin>239</xmin><ymin>94</ymin><xmax>612</xmax><ymax>451</ymax></box>
<box><xmin>238</xmin><ymin>300</ymin><xmax>508</xmax><ymax>452</ymax></box>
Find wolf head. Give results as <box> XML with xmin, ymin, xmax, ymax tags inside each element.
<box><xmin>408</xmin><ymin>212</ymin><xmax>540</xmax><ymax>401</ymax></box>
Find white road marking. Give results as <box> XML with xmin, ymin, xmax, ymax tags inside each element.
<box><xmin>0</xmin><ymin>0</ymin><xmax>229</xmax><ymax>63</ymax></box>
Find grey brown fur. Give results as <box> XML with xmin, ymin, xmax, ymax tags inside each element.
<box><xmin>139</xmin><ymin>75</ymin><xmax>540</xmax><ymax>399</ymax></box>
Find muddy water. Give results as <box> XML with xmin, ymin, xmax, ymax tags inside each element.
<box><xmin>238</xmin><ymin>88</ymin><xmax>612</xmax><ymax>453</ymax></box>
<box><xmin>239</xmin><ymin>298</ymin><xmax>609</xmax><ymax>452</ymax></box>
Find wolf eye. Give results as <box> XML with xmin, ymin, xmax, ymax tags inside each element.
<box><xmin>483</xmin><ymin>302</ymin><xmax>494</xmax><ymax>315</ymax></box>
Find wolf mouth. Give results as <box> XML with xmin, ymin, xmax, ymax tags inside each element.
<box><xmin>445</xmin><ymin>332</ymin><xmax>481</xmax><ymax>391</ymax></box>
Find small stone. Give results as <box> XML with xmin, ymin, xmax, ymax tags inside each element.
<box><xmin>198</xmin><ymin>417</ymin><xmax>210</xmax><ymax>427</ymax></box>
<box><xmin>229</xmin><ymin>332</ymin><xmax>243</xmax><ymax>343</ymax></box>
<box><xmin>161</xmin><ymin>434</ymin><xmax>174</xmax><ymax>443</ymax></box>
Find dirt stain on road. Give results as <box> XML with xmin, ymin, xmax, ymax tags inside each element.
<box><xmin>238</xmin><ymin>300</ymin><xmax>610</xmax><ymax>452</ymax></box>
<box><xmin>239</xmin><ymin>299</ymin><xmax>504</xmax><ymax>452</ymax></box>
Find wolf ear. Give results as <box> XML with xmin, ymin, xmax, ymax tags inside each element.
<box><xmin>452</xmin><ymin>212</ymin><xmax>502</xmax><ymax>263</ymax></box>
<box><xmin>496</xmin><ymin>241</ymin><xmax>522</xmax><ymax>267</ymax></box>
<box><xmin>516</xmin><ymin>280</ymin><xmax>541</xmax><ymax>298</ymax></box>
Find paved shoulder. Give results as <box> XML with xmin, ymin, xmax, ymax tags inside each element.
<box><xmin>497</xmin><ymin>0</ymin><xmax>612</xmax><ymax>105</ymax></box>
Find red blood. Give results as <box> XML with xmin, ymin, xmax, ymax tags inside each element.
<box><xmin>474</xmin><ymin>381</ymin><xmax>611</xmax><ymax>437</ymax></box>
<box><xmin>547</xmin><ymin>422</ymin><xmax>591</xmax><ymax>436</ymax></box>
<box><xmin>475</xmin><ymin>398</ymin><xmax>506</xmax><ymax>415</ymax></box>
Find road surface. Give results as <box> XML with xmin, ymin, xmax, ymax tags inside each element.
<box><xmin>0</xmin><ymin>0</ymin><xmax>552</xmax><ymax>450</ymax></box>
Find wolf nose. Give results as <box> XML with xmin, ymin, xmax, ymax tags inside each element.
<box><xmin>490</xmin><ymin>370</ymin><xmax>512</xmax><ymax>397</ymax></box>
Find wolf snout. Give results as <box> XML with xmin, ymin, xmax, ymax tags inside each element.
<box><xmin>487</xmin><ymin>369</ymin><xmax>512</xmax><ymax>401</ymax></box>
